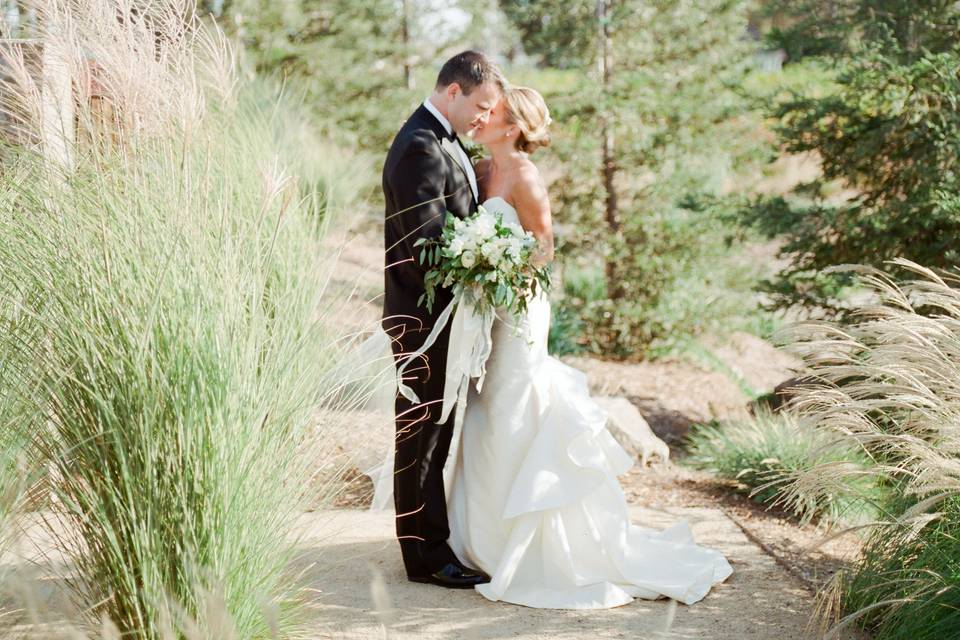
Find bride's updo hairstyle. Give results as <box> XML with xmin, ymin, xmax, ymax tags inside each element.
<box><xmin>504</xmin><ymin>86</ymin><xmax>551</xmax><ymax>154</ymax></box>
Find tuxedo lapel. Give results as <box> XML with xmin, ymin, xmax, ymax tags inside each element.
<box><xmin>443</xmin><ymin>139</ymin><xmax>480</xmax><ymax>206</ymax></box>
<box><xmin>412</xmin><ymin>106</ymin><xmax>478</xmax><ymax>207</ymax></box>
<box><xmin>439</xmin><ymin>138</ymin><xmax>473</xmax><ymax>186</ymax></box>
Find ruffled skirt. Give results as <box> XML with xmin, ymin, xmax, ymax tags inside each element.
<box><xmin>447</xmin><ymin>296</ymin><xmax>732</xmax><ymax>609</ymax></box>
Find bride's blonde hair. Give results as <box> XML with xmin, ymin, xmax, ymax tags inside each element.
<box><xmin>504</xmin><ymin>87</ymin><xmax>551</xmax><ymax>154</ymax></box>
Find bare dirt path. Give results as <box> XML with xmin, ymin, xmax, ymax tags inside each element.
<box><xmin>294</xmin><ymin>506</ymin><xmax>821</xmax><ymax>640</ymax></box>
<box><xmin>3</xmin><ymin>497</ymin><xmax>859</xmax><ymax>640</ymax></box>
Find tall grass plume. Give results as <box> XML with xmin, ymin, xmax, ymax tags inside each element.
<box><xmin>0</xmin><ymin>1</ymin><xmax>367</xmax><ymax>637</ymax></box>
<box><xmin>775</xmin><ymin>260</ymin><xmax>960</xmax><ymax>639</ymax></box>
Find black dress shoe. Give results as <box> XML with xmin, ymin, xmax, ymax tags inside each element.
<box><xmin>409</xmin><ymin>563</ymin><xmax>491</xmax><ymax>589</ymax></box>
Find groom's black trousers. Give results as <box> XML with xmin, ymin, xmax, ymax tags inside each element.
<box><xmin>385</xmin><ymin>317</ymin><xmax>460</xmax><ymax>577</ymax></box>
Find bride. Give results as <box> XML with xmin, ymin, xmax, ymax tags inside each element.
<box><xmin>440</xmin><ymin>86</ymin><xmax>733</xmax><ymax>609</ymax></box>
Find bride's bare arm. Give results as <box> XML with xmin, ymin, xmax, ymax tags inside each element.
<box><xmin>513</xmin><ymin>164</ymin><xmax>554</xmax><ymax>267</ymax></box>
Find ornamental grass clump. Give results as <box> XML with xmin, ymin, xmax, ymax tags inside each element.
<box><xmin>775</xmin><ymin>260</ymin><xmax>960</xmax><ymax>640</ymax></box>
<box><xmin>0</xmin><ymin>1</ymin><xmax>364</xmax><ymax>637</ymax></box>
<box><xmin>687</xmin><ymin>410</ymin><xmax>878</xmax><ymax>525</ymax></box>
<box><xmin>0</xmin><ymin>388</ymin><xmax>30</xmax><ymax>565</ymax></box>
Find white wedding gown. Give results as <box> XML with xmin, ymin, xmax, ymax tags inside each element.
<box><xmin>442</xmin><ymin>197</ymin><xmax>733</xmax><ymax>609</ymax></box>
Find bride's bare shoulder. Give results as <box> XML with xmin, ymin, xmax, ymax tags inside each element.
<box><xmin>513</xmin><ymin>157</ymin><xmax>547</xmax><ymax>196</ymax></box>
<box><xmin>516</xmin><ymin>154</ymin><xmax>539</xmax><ymax>174</ymax></box>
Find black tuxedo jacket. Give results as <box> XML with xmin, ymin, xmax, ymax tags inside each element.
<box><xmin>382</xmin><ymin>104</ymin><xmax>477</xmax><ymax>342</ymax></box>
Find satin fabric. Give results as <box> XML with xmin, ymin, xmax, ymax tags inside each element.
<box><xmin>445</xmin><ymin>197</ymin><xmax>733</xmax><ymax>609</ymax></box>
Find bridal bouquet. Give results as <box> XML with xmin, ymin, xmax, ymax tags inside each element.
<box><xmin>396</xmin><ymin>207</ymin><xmax>550</xmax><ymax>419</ymax></box>
<box><xmin>414</xmin><ymin>206</ymin><xmax>551</xmax><ymax>316</ymax></box>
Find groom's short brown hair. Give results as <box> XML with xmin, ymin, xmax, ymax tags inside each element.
<box><xmin>435</xmin><ymin>50</ymin><xmax>506</xmax><ymax>95</ymax></box>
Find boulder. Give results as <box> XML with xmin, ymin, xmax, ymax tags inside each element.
<box><xmin>594</xmin><ymin>396</ymin><xmax>670</xmax><ymax>467</ymax></box>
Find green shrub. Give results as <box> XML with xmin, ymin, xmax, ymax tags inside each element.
<box><xmin>550</xmin><ymin>193</ymin><xmax>773</xmax><ymax>358</ymax></box>
<box><xmin>745</xmin><ymin>2</ymin><xmax>960</xmax><ymax>316</ymax></box>
<box><xmin>687</xmin><ymin>411</ymin><xmax>878</xmax><ymax>524</ymax></box>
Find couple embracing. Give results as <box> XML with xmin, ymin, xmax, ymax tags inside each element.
<box><xmin>380</xmin><ymin>50</ymin><xmax>732</xmax><ymax>609</ymax></box>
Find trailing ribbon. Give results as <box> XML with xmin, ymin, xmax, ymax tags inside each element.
<box><xmin>438</xmin><ymin>298</ymin><xmax>494</xmax><ymax>423</ymax></box>
<box><xmin>395</xmin><ymin>289</ymin><xmax>495</xmax><ymax>426</ymax></box>
<box><xmin>375</xmin><ymin>293</ymin><xmax>531</xmax><ymax>510</ymax></box>
<box><xmin>395</xmin><ymin>296</ymin><xmax>457</xmax><ymax>405</ymax></box>
<box><xmin>393</xmin><ymin>289</ymin><xmax>495</xmax><ymax>503</ymax></box>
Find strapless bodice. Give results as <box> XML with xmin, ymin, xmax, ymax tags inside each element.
<box><xmin>481</xmin><ymin>196</ymin><xmax>520</xmax><ymax>226</ymax></box>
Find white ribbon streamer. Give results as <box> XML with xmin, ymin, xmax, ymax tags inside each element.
<box><xmin>395</xmin><ymin>290</ymin><xmax>495</xmax><ymax>426</ymax></box>
<box><xmin>395</xmin><ymin>296</ymin><xmax>458</xmax><ymax>405</ymax></box>
<box><xmin>385</xmin><ymin>290</ymin><xmax>497</xmax><ymax>508</ymax></box>
<box><xmin>438</xmin><ymin>299</ymin><xmax>495</xmax><ymax>424</ymax></box>
<box><xmin>372</xmin><ymin>298</ymin><xmax>541</xmax><ymax>513</ymax></box>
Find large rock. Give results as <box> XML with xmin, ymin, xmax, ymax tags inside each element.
<box><xmin>749</xmin><ymin>375</ymin><xmax>821</xmax><ymax>415</ymax></box>
<box><xmin>594</xmin><ymin>396</ymin><xmax>671</xmax><ymax>466</ymax></box>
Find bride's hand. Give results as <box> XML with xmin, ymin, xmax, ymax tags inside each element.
<box><xmin>530</xmin><ymin>237</ymin><xmax>553</xmax><ymax>268</ymax></box>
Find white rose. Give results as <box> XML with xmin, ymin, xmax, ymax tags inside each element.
<box><xmin>473</xmin><ymin>213</ymin><xmax>497</xmax><ymax>239</ymax></box>
<box><xmin>460</xmin><ymin>250</ymin><xmax>476</xmax><ymax>268</ymax></box>
<box><xmin>505</xmin><ymin>222</ymin><xmax>525</xmax><ymax>238</ymax></box>
<box><xmin>448</xmin><ymin>236</ymin><xmax>465</xmax><ymax>256</ymax></box>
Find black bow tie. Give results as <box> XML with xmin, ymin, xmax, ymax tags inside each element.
<box><xmin>445</xmin><ymin>131</ymin><xmax>459</xmax><ymax>143</ymax></box>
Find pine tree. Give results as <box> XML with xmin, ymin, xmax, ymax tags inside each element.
<box><xmin>503</xmin><ymin>0</ymin><xmax>759</xmax><ymax>355</ymax></box>
<box><xmin>748</xmin><ymin>0</ymin><xmax>960</xmax><ymax>316</ymax></box>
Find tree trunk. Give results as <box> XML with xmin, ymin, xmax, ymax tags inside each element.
<box><xmin>597</xmin><ymin>0</ymin><xmax>622</xmax><ymax>298</ymax></box>
<box><xmin>402</xmin><ymin>0</ymin><xmax>414</xmax><ymax>90</ymax></box>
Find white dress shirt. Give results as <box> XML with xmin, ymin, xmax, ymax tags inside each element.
<box><xmin>422</xmin><ymin>98</ymin><xmax>479</xmax><ymax>202</ymax></box>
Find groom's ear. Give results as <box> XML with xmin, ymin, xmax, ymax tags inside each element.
<box><xmin>445</xmin><ymin>82</ymin><xmax>462</xmax><ymax>100</ymax></box>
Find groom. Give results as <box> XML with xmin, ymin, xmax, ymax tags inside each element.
<box><xmin>382</xmin><ymin>51</ymin><xmax>504</xmax><ymax>588</ymax></box>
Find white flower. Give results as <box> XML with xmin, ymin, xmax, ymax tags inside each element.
<box><xmin>485</xmin><ymin>271</ymin><xmax>498</xmax><ymax>282</ymax></box>
<box><xmin>505</xmin><ymin>222</ymin><xmax>525</xmax><ymax>238</ymax></box>
<box><xmin>460</xmin><ymin>250</ymin><xmax>476</xmax><ymax>268</ymax></box>
<box><xmin>448</xmin><ymin>236</ymin><xmax>465</xmax><ymax>256</ymax></box>
<box><xmin>480</xmin><ymin>239</ymin><xmax>501</xmax><ymax>261</ymax></box>
<box><xmin>458</xmin><ymin>232</ymin><xmax>478</xmax><ymax>252</ymax></box>
<box><xmin>505</xmin><ymin>244</ymin><xmax>522</xmax><ymax>264</ymax></box>
<box><xmin>504</xmin><ymin>235</ymin><xmax>519</xmax><ymax>249</ymax></box>
<box><xmin>472</xmin><ymin>212</ymin><xmax>497</xmax><ymax>240</ymax></box>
